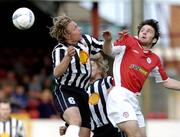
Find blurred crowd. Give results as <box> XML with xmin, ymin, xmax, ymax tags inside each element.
<box><xmin>0</xmin><ymin>47</ymin><xmax>59</xmax><ymax>119</ymax></box>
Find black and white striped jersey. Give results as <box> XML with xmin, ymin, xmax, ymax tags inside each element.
<box><xmin>0</xmin><ymin>118</ymin><xmax>25</xmax><ymax>137</ymax></box>
<box><xmin>52</xmin><ymin>34</ymin><xmax>103</xmax><ymax>89</ymax></box>
<box><xmin>87</xmin><ymin>76</ymin><xmax>113</xmax><ymax>130</ymax></box>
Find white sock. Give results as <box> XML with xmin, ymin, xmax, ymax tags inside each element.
<box><xmin>65</xmin><ymin>125</ymin><xmax>80</xmax><ymax>137</ymax></box>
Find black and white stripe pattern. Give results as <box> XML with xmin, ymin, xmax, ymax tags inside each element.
<box><xmin>87</xmin><ymin>76</ymin><xmax>113</xmax><ymax>130</ymax></box>
<box><xmin>52</xmin><ymin>34</ymin><xmax>103</xmax><ymax>89</ymax></box>
<box><xmin>0</xmin><ymin>118</ymin><xmax>25</xmax><ymax>137</ymax></box>
<box><xmin>119</xmin><ymin>131</ymin><xmax>127</xmax><ymax>137</ymax></box>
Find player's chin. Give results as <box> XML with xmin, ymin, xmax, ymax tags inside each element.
<box><xmin>139</xmin><ymin>39</ymin><xmax>147</xmax><ymax>45</ymax></box>
<box><xmin>79</xmin><ymin>34</ymin><xmax>83</xmax><ymax>40</ymax></box>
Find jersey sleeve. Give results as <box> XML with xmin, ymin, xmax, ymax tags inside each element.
<box><xmin>111</xmin><ymin>43</ymin><xmax>126</xmax><ymax>57</ymax></box>
<box><xmin>150</xmin><ymin>58</ymin><xmax>169</xmax><ymax>83</ymax></box>
<box><xmin>111</xmin><ymin>34</ymin><xmax>133</xmax><ymax>56</ymax></box>
<box><xmin>82</xmin><ymin>34</ymin><xmax>103</xmax><ymax>55</ymax></box>
<box><xmin>52</xmin><ymin>44</ymin><xmax>65</xmax><ymax>68</ymax></box>
<box><xmin>17</xmin><ymin>120</ymin><xmax>26</xmax><ymax>137</ymax></box>
<box><xmin>105</xmin><ymin>76</ymin><xmax>114</xmax><ymax>88</ymax></box>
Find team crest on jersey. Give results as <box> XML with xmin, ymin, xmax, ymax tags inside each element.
<box><xmin>123</xmin><ymin>112</ymin><xmax>129</xmax><ymax>118</ymax></box>
<box><xmin>146</xmin><ymin>57</ymin><xmax>151</xmax><ymax>64</ymax></box>
<box><xmin>89</xmin><ymin>92</ymin><xmax>100</xmax><ymax>105</ymax></box>
<box><xmin>80</xmin><ymin>50</ymin><xmax>89</xmax><ymax>64</ymax></box>
<box><xmin>0</xmin><ymin>132</ymin><xmax>10</xmax><ymax>137</ymax></box>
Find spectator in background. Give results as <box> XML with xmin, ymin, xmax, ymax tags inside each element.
<box><xmin>10</xmin><ymin>85</ymin><xmax>28</xmax><ymax>112</ymax></box>
<box><xmin>28</xmin><ymin>74</ymin><xmax>42</xmax><ymax>102</ymax></box>
<box><xmin>20</xmin><ymin>74</ymin><xmax>30</xmax><ymax>92</ymax></box>
<box><xmin>26</xmin><ymin>93</ymin><xmax>40</xmax><ymax>119</ymax></box>
<box><xmin>5</xmin><ymin>71</ymin><xmax>17</xmax><ymax>86</ymax></box>
<box><xmin>0</xmin><ymin>99</ymin><xmax>26</xmax><ymax>137</ymax></box>
<box><xmin>1</xmin><ymin>81</ymin><xmax>14</xmax><ymax>99</ymax></box>
<box><xmin>42</xmin><ymin>77</ymin><xmax>54</xmax><ymax>92</ymax></box>
<box><xmin>28</xmin><ymin>74</ymin><xmax>42</xmax><ymax>93</ymax></box>
<box><xmin>38</xmin><ymin>89</ymin><xmax>58</xmax><ymax>118</ymax></box>
<box><xmin>0</xmin><ymin>90</ymin><xmax>6</xmax><ymax>100</ymax></box>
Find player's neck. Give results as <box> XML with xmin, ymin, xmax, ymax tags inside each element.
<box><xmin>142</xmin><ymin>44</ymin><xmax>152</xmax><ymax>50</ymax></box>
<box><xmin>0</xmin><ymin>117</ymin><xmax>10</xmax><ymax>122</ymax></box>
<box><xmin>90</xmin><ymin>75</ymin><xmax>102</xmax><ymax>83</ymax></box>
<box><xmin>66</xmin><ymin>39</ymin><xmax>77</xmax><ymax>46</ymax></box>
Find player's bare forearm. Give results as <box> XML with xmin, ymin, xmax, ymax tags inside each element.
<box><xmin>163</xmin><ymin>78</ymin><xmax>180</xmax><ymax>90</ymax></box>
<box><xmin>53</xmin><ymin>55</ymin><xmax>72</xmax><ymax>78</ymax></box>
<box><xmin>54</xmin><ymin>46</ymin><xmax>76</xmax><ymax>78</ymax></box>
<box><xmin>102</xmin><ymin>31</ymin><xmax>113</xmax><ymax>56</ymax></box>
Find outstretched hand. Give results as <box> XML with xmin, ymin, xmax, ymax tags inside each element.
<box><xmin>67</xmin><ymin>46</ymin><xmax>76</xmax><ymax>58</ymax></box>
<box><xmin>117</xmin><ymin>29</ymin><xmax>128</xmax><ymax>40</ymax></box>
<box><xmin>102</xmin><ymin>31</ymin><xmax>112</xmax><ymax>42</ymax></box>
<box><xmin>102</xmin><ymin>30</ymin><xmax>128</xmax><ymax>42</ymax></box>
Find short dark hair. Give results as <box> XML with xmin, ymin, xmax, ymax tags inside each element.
<box><xmin>137</xmin><ymin>19</ymin><xmax>160</xmax><ymax>47</ymax></box>
<box><xmin>0</xmin><ymin>98</ymin><xmax>10</xmax><ymax>104</ymax></box>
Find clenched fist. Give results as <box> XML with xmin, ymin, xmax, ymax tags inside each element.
<box><xmin>67</xmin><ymin>46</ymin><xmax>76</xmax><ymax>58</ymax></box>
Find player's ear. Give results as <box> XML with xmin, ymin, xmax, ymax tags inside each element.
<box><xmin>65</xmin><ymin>33</ymin><xmax>71</xmax><ymax>40</ymax></box>
<box><xmin>152</xmin><ymin>38</ymin><xmax>157</xmax><ymax>44</ymax></box>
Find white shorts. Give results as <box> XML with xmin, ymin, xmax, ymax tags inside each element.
<box><xmin>106</xmin><ymin>86</ymin><xmax>145</xmax><ymax>128</ymax></box>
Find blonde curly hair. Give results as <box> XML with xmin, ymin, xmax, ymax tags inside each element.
<box><xmin>49</xmin><ymin>15</ymin><xmax>72</xmax><ymax>42</ymax></box>
<box><xmin>91</xmin><ymin>53</ymin><xmax>109</xmax><ymax>77</ymax></box>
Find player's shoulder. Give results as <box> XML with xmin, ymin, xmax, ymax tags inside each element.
<box><xmin>106</xmin><ymin>75</ymin><xmax>113</xmax><ymax>80</ymax></box>
<box><xmin>82</xmin><ymin>34</ymin><xmax>91</xmax><ymax>40</ymax></box>
<box><xmin>149</xmin><ymin>49</ymin><xmax>160</xmax><ymax>58</ymax></box>
<box><xmin>151</xmin><ymin>51</ymin><xmax>162</xmax><ymax>61</ymax></box>
<box><xmin>11</xmin><ymin>117</ymin><xmax>23</xmax><ymax>123</ymax></box>
<box><xmin>82</xmin><ymin>34</ymin><xmax>92</xmax><ymax>38</ymax></box>
<box><xmin>53</xmin><ymin>43</ymin><xmax>66</xmax><ymax>51</ymax></box>
<box><xmin>96</xmin><ymin>76</ymin><xmax>112</xmax><ymax>82</ymax></box>
<box><xmin>114</xmin><ymin>34</ymin><xmax>135</xmax><ymax>45</ymax></box>
<box><xmin>82</xmin><ymin>34</ymin><xmax>99</xmax><ymax>41</ymax></box>
<box><xmin>104</xmin><ymin>76</ymin><xmax>114</xmax><ymax>84</ymax></box>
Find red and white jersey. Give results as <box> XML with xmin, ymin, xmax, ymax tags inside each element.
<box><xmin>112</xmin><ymin>34</ymin><xmax>168</xmax><ymax>93</ymax></box>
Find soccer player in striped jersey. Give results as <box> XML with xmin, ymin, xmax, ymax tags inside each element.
<box><xmin>59</xmin><ymin>53</ymin><xmax>127</xmax><ymax>137</ymax></box>
<box><xmin>88</xmin><ymin>53</ymin><xmax>127</xmax><ymax>137</ymax></box>
<box><xmin>49</xmin><ymin>15</ymin><xmax>103</xmax><ymax>137</ymax></box>
<box><xmin>102</xmin><ymin>19</ymin><xmax>180</xmax><ymax>137</ymax></box>
<box><xmin>0</xmin><ymin>99</ymin><xmax>25</xmax><ymax>137</ymax></box>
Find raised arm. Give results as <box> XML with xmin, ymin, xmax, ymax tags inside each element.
<box><xmin>102</xmin><ymin>31</ymin><xmax>113</xmax><ymax>56</ymax></box>
<box><xmin>102</xmin><ymin>30</ymin><xmax>129</xmax><ymax>57</ymax></box>
<box><xmin>53</xmin><ymin>46</ymin><xmax>75</xmax><ymax>78</ymax></box>
<box><xmin>162</xmin><ymin>78</ymin><xmax>180</xmax><ymax>90</ymax></box>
